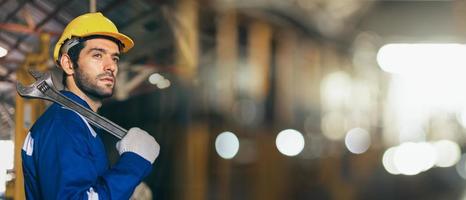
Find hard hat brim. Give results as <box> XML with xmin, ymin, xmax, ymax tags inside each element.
<box><xmin>83</xmin><ymin>31</ymin><xmax>134</xmax><ymax>53</ymax></box>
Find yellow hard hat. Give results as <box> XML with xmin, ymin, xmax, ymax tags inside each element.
<box><xmin>53</xmin><ymin>12</ymin><xmax>134</xmax><ymax>64</ymax></box>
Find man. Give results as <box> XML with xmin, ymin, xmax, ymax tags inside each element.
<box><xmin>21</xmin><ymin>12</ymin><xmax>160</xmax><ymax>199</ymax></box>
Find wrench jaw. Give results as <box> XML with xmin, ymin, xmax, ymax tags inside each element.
<box><xmin>28</xmin><ymin>70</ymin><xmax>55</xmax><ymax>88</ymax></box>
<box><xmin>16</xmin><ymin>81</ymin><xmax>53</xmax><ymax>102</ymax></box>
<box><xmin>29</xmin><ymin>69</ymin><xmax>46</xmax><ymax>80</ymax></box>
<box><xmin>16</xmin><ymin>70</ymin><xmax>55</xmax><ymax>102</ymax></box>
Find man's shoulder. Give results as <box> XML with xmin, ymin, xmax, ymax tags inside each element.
<box><xmin>33</xmin><ymin>103</ymin><xmax>86</xmax><ymax>130</ymax></box>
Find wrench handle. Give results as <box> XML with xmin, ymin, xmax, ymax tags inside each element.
<box><xmin>38</xmin><ymin>81</ymin><xmax>127</xmax><ymax>139</ymax></box>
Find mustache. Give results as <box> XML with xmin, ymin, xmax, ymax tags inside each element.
<box><xmin>96</xmin><ymin>72</ymin><xmax>114</xmax><ymax>79</ymax></box>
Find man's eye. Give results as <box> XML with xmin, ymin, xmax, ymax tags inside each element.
<box><xmin>113</xmin><ymin>57</ymin><xmax>120</xmax><ymax>63</ymax></box>
<box><xmin>93</xmin><ymin>54</ymin><xmax>102</xmax><ymax>58</ymax></box>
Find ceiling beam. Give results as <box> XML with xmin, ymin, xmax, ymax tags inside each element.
<box><xmin>9</xmin><ymin>0</ymin><xmax>74</xmax><ymax>53</ymax></box>
<box><xmin>0</xmin><ymin>34</ymin><xmax>27</xmax><ymax>54</ymax></box>
<box><xmin>0</xmin><ymin>0</ymin><xmax>9</xmax><ymax>9</ymax></box>
<box><xmin>3</xmin><ymin>0</ymin><xmax>30</xmax><ymax>23</ymax></box>
<box><xmin>29</xmin><ymin>0</ymin><xmax>67</xmax><ymax>26</ymax></box>
<box><xmin>33</xmin><ymin>0</ymin><xmax>70</xmax><ymax>29</ymax></box>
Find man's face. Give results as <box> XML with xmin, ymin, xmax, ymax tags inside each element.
<box><xmin>74</xmin><ymin>38</ymin><xmax>120</xmax><ymax>99</ymax></box>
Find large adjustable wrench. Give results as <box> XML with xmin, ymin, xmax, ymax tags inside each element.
<box><xmin>16</xmin><ymin>70</ymin><xmax>127</xmax><ymax>139</ymax></box>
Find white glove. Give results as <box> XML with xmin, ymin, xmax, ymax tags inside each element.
<box><xmin>116</xmin><ymin>127</ymin><xmax>160</xmax><ymax>164</ymax></box>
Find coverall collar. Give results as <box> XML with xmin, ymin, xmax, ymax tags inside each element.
<box><xmin>60</xmin><ymin>90</ymin><xmax>93</xmax><ymax>110</ymax></box>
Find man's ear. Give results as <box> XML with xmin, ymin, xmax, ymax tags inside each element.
<box><xmin>60</xmin><ymin>54</ymin><xmax>74</xmax><ymax>75</ymax></box>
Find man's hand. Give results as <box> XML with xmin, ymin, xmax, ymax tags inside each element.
<box><xmin>116</xmin><ymin>127</ymin><xmax>160</xmax><ymax>164</ymax></box>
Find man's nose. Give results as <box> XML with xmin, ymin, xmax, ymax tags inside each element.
<box><xmin>103</xmin><ymin>56</ymin><xmax>116</xmax><ymax>73</ymax></box>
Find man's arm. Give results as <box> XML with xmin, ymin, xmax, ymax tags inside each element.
<box><xmin>49</xmin><ymin>113</ymin><xmax>157</xmax><ymax>200</ymax></box>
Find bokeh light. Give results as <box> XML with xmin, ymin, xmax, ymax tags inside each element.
<box><xmin>393</xmin><ymin>142</ymin><xmax>436</xmax><ymax>176</ymax></box>
<box><xmin>433</xmin><ymin>140</ymin><xmax>461</xmax><ymax>168</ymax></box>
<box><xmin>344</xmin><ymin>128</ymin><xmax>371</xmax><ymax>154</ymax></box>
<box><xmin>382</xmin><ymin>147</ymin><xmax>400</xmax><ymax>175</ymax></box>
<box><xmin>0</xmin><ymin>46</ymin><xmax>7</xmax><ymax>58</ymax></box>
<box><xmin>215</xmin><ymin>132</ymin><xmax>240</xmax><ymax>159</ymax></box>
<box><xmin>384</xmin><ymin>140</ymin><xmax>460</xmax><ymax>176</ymax></box>
<box><xmin>0</xmin><ymin>140</ymin><xmax>14</xmax><ymax>195</ymax></box>
<box><xmin>148</xmin><ymin>73</ymin><xmax>164</xmax><ymax>85</ymax></box>
<box><xmin>148</xmin><ymin>73</ymin><xmax>171</xmax><ymax>89</ymax></box>
<box><xmin>377</xmin><ymin>43</ymin><xmax>466</xmax><ymax>74</ymax></box>
<box><xmin>156</xmin><ymin>79</ymin><xmax>171</xmax><ymax>89</ymax></box>
<box><xmin>276</xmin><ymin>129</ymin><xmax>305</xmax><ymax>156</ymax></box>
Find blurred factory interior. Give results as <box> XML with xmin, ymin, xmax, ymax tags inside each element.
<box><xmin>2</xmin><ymin>0</ymin><xmax>466</xmax><ymax>199</ymax></box>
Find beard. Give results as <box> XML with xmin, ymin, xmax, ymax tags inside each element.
<box><xmin>73</xmin><ymin>66</ymin><xmax>115</xmax><ymax>100</ymax></box>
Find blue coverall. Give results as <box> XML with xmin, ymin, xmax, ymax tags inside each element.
<box><xmin>22</xmin><ymin>91</ymin><xmax>152</xmax><ymax>199</ymax></box>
